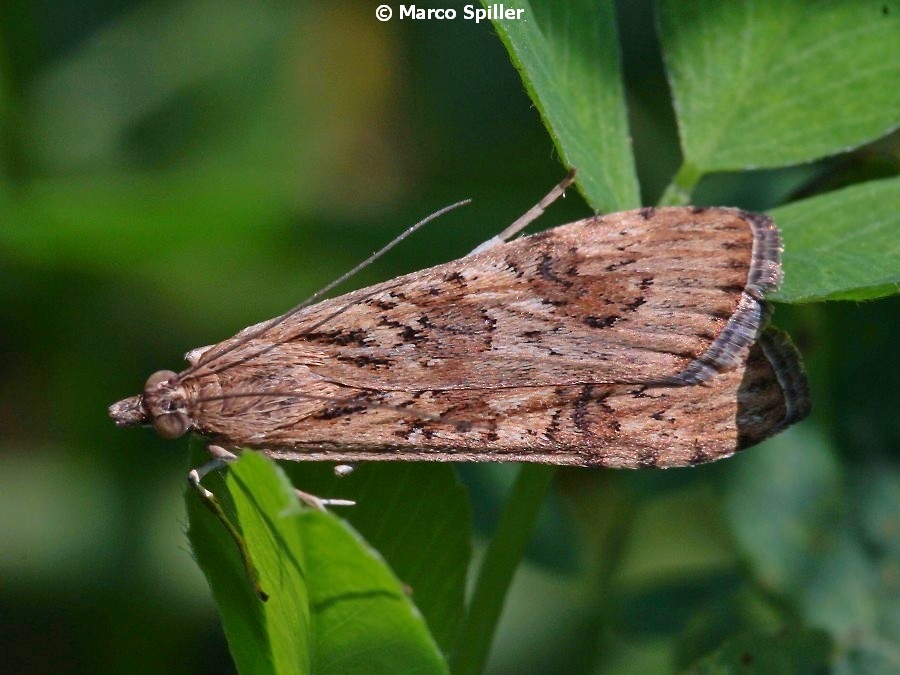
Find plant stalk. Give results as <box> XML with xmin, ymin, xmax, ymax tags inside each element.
<box><xmin>657</xmin><ymin>161</ymin><xmax>703</xmax><ymax>206</ymax></box>
<box><xmin>452</xmin><ymin>464</ymin><xmax>556</xmax><ymax>675</ymax></box>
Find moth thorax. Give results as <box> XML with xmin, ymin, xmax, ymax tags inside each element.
<box><xmin>143</xmin><ymin>370</ymin><xmax>191</xmax><ymax>439</ymax></box>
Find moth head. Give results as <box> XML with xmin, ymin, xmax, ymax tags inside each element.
<box><xmin>141</xmin><ymin>370</ymin><xmax>191</xmax><ymax>439</ymax></box>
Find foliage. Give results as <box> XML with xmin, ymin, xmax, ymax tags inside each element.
<box><xmin>1</xmin><ymin>1</ymin><xmax>897</xmax><ymax>674</ymax></box>
<box><xmin>180</xmin><ymin>1</ymin><xmax>900</xmax><ymax>673</ymax></box>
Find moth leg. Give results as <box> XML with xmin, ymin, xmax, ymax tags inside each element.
<box><xmin>469</xmin><ymin>169</ymin><xmax>578</xmax><ymax>254</ymax></box>
<box><xmin>294</xmin><ymin>463</ymin><xmax>356</xmax><ymax>509</ymax></box>
<box><xmin>334</xmin><ymin>464</ymin><xmax>355</xmax><ymax>478</ymax></box>
<box><xmin>188</xmin><ymin>445</ymin><xmax>269</xmax><ymax>602</ymax></box>
<box><xmin>294</xmin><ymin>489</ymin><xmax>356</xmax><ymax>511</ymax></box>
<box><xmin>187</xmin><ymin>444</ymin><xmax>238</xmax><ymax>499</ymax></box>
<box><xmin>184</xmin><ymin>344</ymin><xmax>214</xmax><ymax>366</ymax></box>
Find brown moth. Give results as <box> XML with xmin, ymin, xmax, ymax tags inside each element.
<box><xmin>110</xmin><ymin>177</ymin><xmax>809</xmax><ymax>472</ymax></box>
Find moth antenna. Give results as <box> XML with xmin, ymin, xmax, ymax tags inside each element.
<box><xmin>194</xmin><ymin>390</ymin><xmax>497</xmax><ymax>431</ymax></box>
<box><xmin>182</xmin><ymin>198</ymin><xmax>472</xmax><ymax>378</ymax></box>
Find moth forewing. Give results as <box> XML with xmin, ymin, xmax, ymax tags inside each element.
<box><xmin>199</xmin><ymin>326</ymin><xmax>806</xmax><ymax>468</ymax></box>
<box><xmin>178</xmin><ymin>207</ymin><xmax>781</xmax><ymax>399</ymax></box>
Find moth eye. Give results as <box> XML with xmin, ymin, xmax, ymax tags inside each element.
<box><xmin>152</xmin><ymin>411</ymin><xmax>190</xmax><ymax>439</ymax></box>
<box><xmin>144</xmin><ymin>369</ymin><xmax>179</xmax><ymax>395</ymax></box>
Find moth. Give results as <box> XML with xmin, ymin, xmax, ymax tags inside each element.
<box><xmin>110</xmin><ymin>173</ymin><xmax>810</xmax><ymax>597</ymax></box>
<box><xmin>110</xmin><ymin>172</ymin><xmax>809</xmax><ymax>475</ymax></box>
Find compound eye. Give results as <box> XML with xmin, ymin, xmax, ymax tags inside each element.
<box><xmin>152</xmin><ymin>411</ymin><xmax>190</xmax><ymax>439</ymax></box>
<box><xmin>144</xmin><ymin>370</ymin><xmax>178</xmax><ymax>395</ymax></box>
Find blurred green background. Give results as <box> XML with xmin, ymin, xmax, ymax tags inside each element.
<box><xmin>1</xmin><ymin>1</ymin><xmax>898</xmax><ymax>673</ymax></box>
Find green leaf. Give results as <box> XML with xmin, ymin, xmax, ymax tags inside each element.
<box><xmin>838</xmin><ymin>470</ymin><xmax>900</xmax><ymax>664</ymax></box>
<box><xmin>280</xmin><ymin>462</ymin><xmax>471</xmax><ymax>656</ymax></box>
<box><xmin>659</xmin><ymin>0</ymin><xmax>900</xmax><ymax>172</ymax></box>
<box><xmin>800</xmin><ymin>528</ymin><xmax>879</xmax><ymax>639</ymax></box>
<box><xmin>301</xmin><ymin>512</ymin><xmax>448</xmax><ymax>674</ymax></box>
<box><xmin>681</xmin><ymin>626</ymin><xmax>832</xmax><ymax>675</ymax></box>
<box><xmin>674</xmin><ymin>589</ymin><xmax>786</xmax><ymax>670</ymax></box>
<box><xmin>769</xmin><ymin>177</ymin><xmax>900</xmax><ymax>303</ymax></box>
<box><xmin>723</xmin><ymin>426</ymin><xmax>842</xmax><ymax>595</ymax></box>
<box><xmin>724</xmin><ymin>437</ymin><xmax>899</xmax><ymax>667</ymax></box>
<box><xmin>859</xmin><ymin>469</ymin><xmax>900</xmax><ymax>559</ymax></box>
<box><xmin>187</xmin><ymin>452</ymin><xmax>448</xmax><ymax>675</ymax></box>
<box><xmin>487</xmin><ymin>0</ymin><xmax>640</xmax><ymax>212</ymax></box>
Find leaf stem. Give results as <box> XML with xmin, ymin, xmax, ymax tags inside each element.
<box><xmin>452</xmin><ymin>464</ymin><xmax>556</xmax><ymax>675</ymax></box>
<box><xmin>657</xmin><ymin>161</ymin><xmax>703</xmax><ymax>206</ymax></box>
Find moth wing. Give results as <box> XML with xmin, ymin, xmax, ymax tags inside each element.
<box><xmin>203</xmin><ymin>207</ymin><xmax>780</xmax><ymax>390</ymax></box>
<box><xmin>253</xmin><ymin>327</ymin><xmax>809</xmax><ymax>466</ymax></box>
